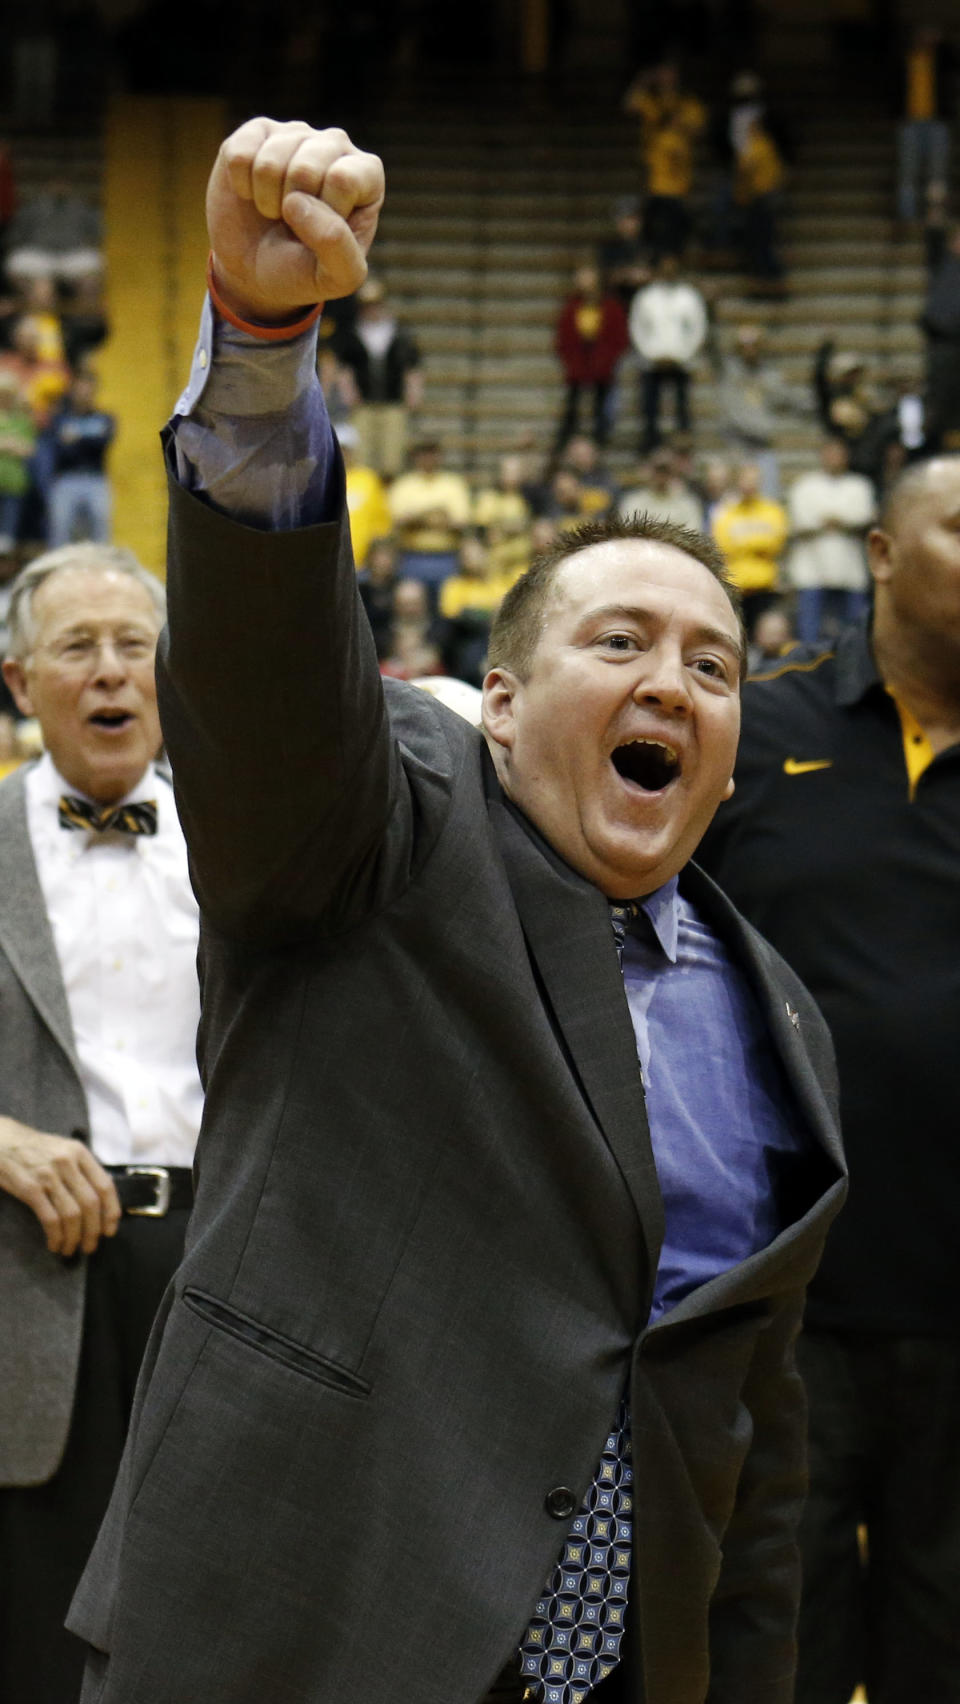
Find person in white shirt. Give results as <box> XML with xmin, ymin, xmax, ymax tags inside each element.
<box><xmin>628</xmin><ymin>254</ymin><xmax>708</xmax><ymax>451</ymax></box>
<box><xmin>0</xmin><ymin>542</ymin><xmax>203</xmax><ymax>1704</ymax></box>
<box><xmin>787</xmin><ymin>438</ymin><xmax>877</xmax><ymax>642</ymax></box>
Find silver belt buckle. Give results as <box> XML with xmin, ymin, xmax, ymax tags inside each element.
<box><xmin>124</xmin><ymin>1165</ymin><xmax>171</xmax><ymax>1217</ymax></box>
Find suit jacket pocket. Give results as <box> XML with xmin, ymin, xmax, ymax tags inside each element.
<box><xmin>183</xmin><ymin>1288</ymin><xmax>371</xmax><ymax>1398</ymax></box>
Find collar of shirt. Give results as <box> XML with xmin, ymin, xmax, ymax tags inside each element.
<box><xmin>634</xmin><ymin>874</ymin><xmax>679</xmax><ymax>962</ymax></box>
<box><xmin>833</xmin><ymin>619</ymin><xmax>882</xmax><ymax>708</ymax></box>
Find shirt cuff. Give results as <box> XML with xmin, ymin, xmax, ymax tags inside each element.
<box><xmin>170</xmin><ymin>294</ymin><xmax>340</xmax><ymax>531</ymax></box>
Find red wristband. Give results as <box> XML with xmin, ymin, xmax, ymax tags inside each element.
<box><xmin>206</xmin><ymin>254</ymin><xmax>324</xmax><ymax>342</ymax></box>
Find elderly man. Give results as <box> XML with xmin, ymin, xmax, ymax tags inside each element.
<box><xmin>71</xmin><ymin>120</ymin><xmax>845</xmax><ymax>1704</ymax></box>
<box><xmin>0</xmin><ymin>543</ymin><xmax>203</xmax><ymax>1704</ymax></box>
<box><xmin>699</xmin><ymin>456</ymin><xmax>960</xmax><ymax>1704</ymax></box>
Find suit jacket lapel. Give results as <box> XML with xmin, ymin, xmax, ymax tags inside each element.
<box><xmin>0</xmin><ymin>768</ymin><xmax>79</xmax><ymax>1077</ymax></box>
<box><xmin>488</xmin><ymin>788</ymin><xmax>666</xmax><ymax>1273</ymax></box>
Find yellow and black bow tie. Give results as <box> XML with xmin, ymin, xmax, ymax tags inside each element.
<box><xmin>58</xmin><ymin>795</ymin><xmax>158</xmax><ymax>837</ymax></box>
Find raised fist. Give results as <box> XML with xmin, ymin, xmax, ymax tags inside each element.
<box><xmin>207</xmin><ymin>118</ymin><xmax>385</xmax><ymax>324</ymax></box>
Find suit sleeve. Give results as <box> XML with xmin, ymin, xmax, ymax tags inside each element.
<box><xmin>156</xmin><ymin>442</ymin><xmax>410</xmax><ymax>945</ymax></box>
<box><xmin>706</xmin><ymin>1289</ymin><xmax>808</xmax><ymax>1704</ymax></box>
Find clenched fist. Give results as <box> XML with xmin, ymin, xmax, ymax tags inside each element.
<box><xmin>207</xmin><ymin>118</ymin><xmax>385</xmax><ymax>325</ymax></box>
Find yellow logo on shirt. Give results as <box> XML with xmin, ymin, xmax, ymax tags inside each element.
<box><xmin>783</xmin><ymin>758</ymin><xmax>833</xmax><ymax>775</ymax></box>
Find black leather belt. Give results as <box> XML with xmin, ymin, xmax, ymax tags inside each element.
<box><xmin>106</xmin><ymin>1165</ymin><xmax>194</xmax><ymax>1217</ymax></box>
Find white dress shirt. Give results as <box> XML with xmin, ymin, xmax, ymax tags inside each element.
<box><xmin>26</xmin><ymin>753</ymin><xmax>203</xmax><ymax>1166</ymax></box>
<box><xmin>787</xmin><ymin>469</ymin><xmax>875</xmax><ymax>591</ymax></box>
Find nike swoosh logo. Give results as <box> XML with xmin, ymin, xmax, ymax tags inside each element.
<box><xmin>783</xmin><ymin>758</ymin><xmax>833</xmax><ymax>775</ymax></box>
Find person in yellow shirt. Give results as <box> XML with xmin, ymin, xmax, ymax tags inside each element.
<box><xmin>711</xmin><ymin>461</ymin><xmax>788</xmax><ymax>633</ymax></box>
<box><xmin>736</xmin><ymin>119</ymin><xmax>786</xmax><ymax>287</ymax></box>
<box><xmin>337</xmin><ymin>424</ymin><xmax>391</xmax><ymax>569</ymax></box>
<box><xmin>438</xmin><ymin>536</ymin><xmax>515</xmax><ymax>686</ymax></box>
<box><xmin>624</xmin><ymin>62</ymin><xmax>706</xmax><ymax>260</ymax></box>
<box><xmin>388</xmin><ymin>439</ymin><xmax>473</xmax><ymax>598</ymax></box>
<box><xmin>897</xmin><ymin>26</ymin><xmax>955</xmax><ymax>225</ymax></box>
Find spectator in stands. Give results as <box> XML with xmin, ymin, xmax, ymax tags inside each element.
<box><xmin>337</xmin><ymin>422</ymin><xmax>391</xmax><ymax>569</ymax></box>
<box><xmin>473</xmin><ymin>456</ymin><xmax>531</xmax><ymax>581</ymax></box>
<box><xmin>379</xmin><ymin>578</ymin><xmax>444</xmax><ymax>679</ymax></box>
<box><xmin>786</xmin><ymin>439</ymin><xmax>875</xmax><ymax>643</ymax></box>
<box><xmin>472</xmin><ymin>454</ymin><xmax>530</xmax><ymax>532</ymax></box>
<box><xmin>617</xmin><ymin>446</ymin><xmax>703</xmax><ymax>529</ymax></box>
<box><xmin>335</xmin><ymin>276</ymin><xmax>422</xmax><ymax>478</ymax></box>
<box><xmin>597</xmin><ymin>197</ymin><xmax>650</xmax><ymax>309</ymax></box>
<box><xmin>4</xmin><ymin>180</ymin><xmax>102</xmax><ymax>292</ymax></box>
<box><xmin>1</xmin><ymin>315</ymin><xmax>69</xmax><ymax>427</ymax></box>
<box><xmin>0</xmin><ymin>371</ymin><xmax>35</xmax><ymax>551</ymax></box>
<box><xmin>734</xmin><ymin>116</ymin><xmax>786</xmax><ymax>289</ymax></box>
<box><xmin>922</xmin><ymin>223</ymin><xmax>960</xmax><ymax>451</ymax></box>
<box><xmin>718</xmin><ymin>324</ymin><xmax>788</xmax><ymax>496</ymax></box>
<box><xmin>624</xmin><ymin>61</ymin><xmax>706</xmax><ymax>260</ymax></box>
<box><xmin>559</xmin><ymin>434</ymin><xmax>620</xmax><ymax>514</ymax></box>
<box><xmin>18</xmin><ymin>278</ymin><xmax>64</xmax><ymax>365</ymax></box>
<box><xmin>542</xmin><ymin>468</ymin><xmax>586</xmax><ymax>530</ymax></box>
<box><xmin>711</xmin><ymin>460</ymin><xmax>788</xmax><ymax>633</ymax></box>
<box><xmin>813</xmin><ymin>341</ymin><xmax>884</xmax><ymax>479</ymax></box>
<box><xmin>553</xmin><ymin>263</ymin><xmax>629</xmax><ymax>451</ymax></box>
<box><xmin>439</xmin><ymin>535</ymin><xmax>511</xmax><ymax>687</ymax></box>
<box><xmin>629</xmin><ymin>254</ymin><xmax>708</xmax><ymax>450</ymax></box>
<box><xmin>896</xmin><ymin>26</ymin><xmax>957</xmax><ymax>227</ymax></box>
<box><xmin>388</xmin><ymin>438</ymin><xmax>471</xmax><ymax>596</ymax></box>
<box><xmin>61</xmin><ymin>276</ymin><xmax>109</xmax><ymax>371</ymax></box>
<box><xmin>357</xmin><ymin>536</ymin><xmax>398</xmax><ymax>659</ymax></box>
<box><xmin>46</xmin><ymin>370</ymin><xmax>115</xmax><ymax>549</ymax></box>
<box><xmin>698</xmin><ymin>454</ymin><xmax>737</xmax><ymax>526</ymax></box>
<box><xmin>746</xmin><ymin>600</ymin><xmax>794</xmax><ymax>674</ymax></box>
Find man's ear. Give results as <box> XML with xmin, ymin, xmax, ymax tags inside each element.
<box><xmin>721</xmin><ymin>776</ymin><xmax>735</xmax><ymax>802</ymax></box>
<box><xmin>481</xmin><ymin>667</ymin><xmax>520</xmax><ymax>752</ymax></box>
<box><xmin>2</xmin><ymin>659</ymin><xmax>34</xmax><ymax>719</ymax></box>
<box><xmin>867</xmin><ymin>525</ymin><xmax>894</xmax><ymax>588</ymax></box>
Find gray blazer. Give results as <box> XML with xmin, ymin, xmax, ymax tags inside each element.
<box><xmin>71</xmin><ymin>466</ymin><xmax>846</xmax><ymax>1704</ymax></box>
<box><xmin>0</xmin><ymin>766</ymin><xmax>89</xmax><ymax>1487</ymax></box>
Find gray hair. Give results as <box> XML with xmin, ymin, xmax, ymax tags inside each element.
<box><xmin>6</xmin><ymin>543</ymin><xmax>166</xmax><ymax>663</ymax></box>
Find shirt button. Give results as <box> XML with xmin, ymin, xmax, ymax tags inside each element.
<box><xmin>545</xmin><ymin>1486</ymin><xmax>577</xmax><ymax>1520</ymax></box>
<box><xmin>113</xmin><ymin>958</ymin><xmax>123</xmax><ymax>971</ymax></box>
<box><xmin>199</xmin><ymin>348</ymin><xmax>208</xmax><ymax>369</ymax></box>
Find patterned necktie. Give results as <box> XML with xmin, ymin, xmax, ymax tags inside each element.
<box><xmin>516</xmin><ymin>904</ymin><xmax>643</xmax><ymax>1702</ymax></box>
<box><xmin>58</xmin><ymin>795</ymin><xmax>158</xmax><ymax>836</ymax></box>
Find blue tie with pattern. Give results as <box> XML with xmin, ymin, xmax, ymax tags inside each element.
<box><xmin>516</xmin><ymin>903</ymin><xmax>643</xmax><ymax>1702</ymax></box>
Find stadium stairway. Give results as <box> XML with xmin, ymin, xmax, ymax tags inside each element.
<box><xmin>361</xmin><ymin>68</ymin><xmax>924</xmax><ymax>481</ymax></box>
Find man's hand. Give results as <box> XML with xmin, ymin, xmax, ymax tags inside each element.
<box><xmin>207</xmin><ymin>118</ymin><xmax>385</xmax><ymax>324</ymax></box>
<box><xmin>0</xmin><ymin>1116</ymin><xmax>121</xmax><ymax>1256</ymax></box>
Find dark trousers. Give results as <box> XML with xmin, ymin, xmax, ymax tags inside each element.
<box><xmin>0</xmin><ymin>1209</ymin><xmax>190</xmax><ymax>1704</ymax></box>
<box><xmin>641</xmin><ymin>364</ymin><xmax>690</xmax><ymax>450</ymax></box>
<box><xmin>742</xmin><ymin>194</ymin><xmax>783</xmax><ymax>279</ymax></box>
<box><xmin>643</xmin><ymin>195</ymin><xmax>690</xmax><ymax>261</ymax></box>
<box><xmin>557</xmin><ymin>380</ymin><xmax>614</xmax><ymax>449</ymax></box>
<box><xmin>795</xmin><ymin>1329</ymin><xmax>960</xmax><ymax>1704</ymax></box>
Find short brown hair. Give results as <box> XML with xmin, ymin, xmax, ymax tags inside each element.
<box><xmin>488</xmin><ymin>512</ymin><xmax>745</xmax><ymax>680</ymax></box>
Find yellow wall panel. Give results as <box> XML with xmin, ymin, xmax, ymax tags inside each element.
<box><xmin>99</xmin><ymin>95</ymin><xmax>227</xmax><ymax>577</ymax></box>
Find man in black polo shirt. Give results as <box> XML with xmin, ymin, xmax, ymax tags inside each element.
<box><xmin>698</xmin><ymin>454</ymin><xmax>960</xmax><ymax>1704</ymax></box>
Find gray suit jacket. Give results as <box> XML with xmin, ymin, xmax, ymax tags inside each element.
<box><xmin>71</xmin><ymin>463</ymin><xmax>846</xmax><ymax>1704</ymax></box>
<box><xmin>0</xmin><ymin>766</ymin><xmax>90</xmax><ymax>1486</ymax></box>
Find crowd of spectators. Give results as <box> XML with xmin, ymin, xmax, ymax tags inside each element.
<box><xmin>0</xmin><ymin>157</ymin><xmax>110</xmax><ymax>561</ymax></box>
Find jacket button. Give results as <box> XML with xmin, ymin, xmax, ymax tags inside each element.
<box><xmin>545</xmin><ymin>1486</ymin><xmax>577</xmax><ymax>1520</ymax></box>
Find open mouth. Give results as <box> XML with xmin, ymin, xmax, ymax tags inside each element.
<box><xmin>88</xmin><ymin>710</ymin><xmax>134</xmax><ymax>731</ymax></box>
<box><xmin>611</xmin><ymin>738</ymin><xmax>681</xmax><ymax>791</ymax></box>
